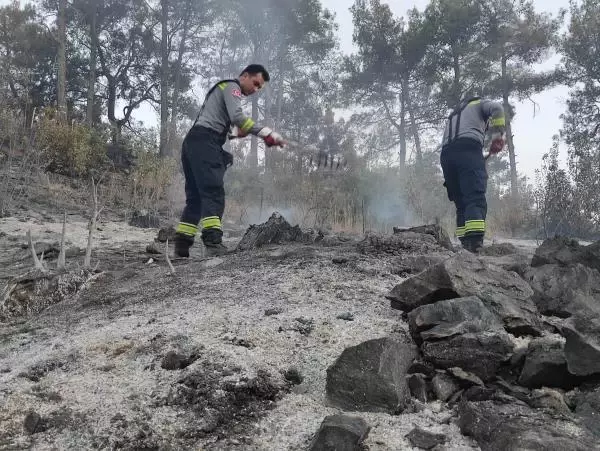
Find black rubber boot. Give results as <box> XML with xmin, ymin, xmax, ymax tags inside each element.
<box><xmin>174</xmin><ymin>233</ymin><xmax>194</xmax><ymax>258</ymax></box>
<box><xmin>463</xmin><ymin>236</ymin><xmax>483</xmax><ymax>254</ymax></box>
<box><xmin>204</xmin><ymin>242</ymin><xmax>229</xmax><ymax>257</ymax></box>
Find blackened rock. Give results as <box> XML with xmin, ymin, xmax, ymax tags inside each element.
<box><xmin>572</xmin><ymin>387</ymin><xmax>600</xmax><ymax>437</ymax></box>
<box><xmin>23</xmin><ymin>411</ymin><xmax>45</xmax><ymax>434</ymax></box>
<box><xmin>408</xmin><ymin>296</ymin><xmax>503</xmax><ymax>344</ymax></box>
<box><xmin>393</xmin><ymin>224</ymin><xmax>453</xmax><ymax>250</ymax></box>
<box><xmin>308</xmin><ymin>415</ymin><xmax>370</xmax><ymax>451</ymax></box>
<box><xmin>358</xmin><ymin>232</ymin><xmax>444</xmax><ymax>256</ymax></box>
<box><xmin>479</xmin><ymin>253</ymin><xmax>532</xmax><ymax>277</ymax></box>
<box><xmin>391</xmin><ymin>254</ymin><xmax>450</xmax><ymax>276</ymax></box>
<box><xmin>157</xmin><ymin>226</ymin><xmax>176</xmax><ymax>243</ymax></box>
<box><xmin>407</xmin><ymin>360</ymin><xmax>436</xmax><ymax>378</ymax></box>
<box><xmin>407</xmin><ymin>373</ymin><xmax>428</xmax><ymax>402</ymax></box>
<box><xmin>531</xmin><ymin>237</ymin><xmax>600</xmax><ymax>272</ymax></box>
<box><xmin>458</xmin><ymin>399</ymin><xmax>597</xmax><ymax>450</ymax></box>
<box><xmin>129</xmin><ymin>210</ymin><xmax>160</xmax><ymax>228</ymax></box>
<box><xmin>405</xmin><ymin>426</ymin><xmax>446</xmax><ymax>450</ymax></box>
<box><xmin>531</xmin><ymin>236</ymin><xmax>583</xmax><ymax>267</ymax></box>
<box><xmin>237</xmin><ymin>212</ymin><xmax>320</xmax><ymax>251</ymax></box>
<box><xmin>448</xmin><ymin>367</ymin><xmax>485</xmax><ymax>387</ymax></box>
<box><xmin>422</xmin><ymin>332</ymin><xmax>514</xmax><ymax>382</ymax></box>
<box><xmin>160</xmin><ymin>351</ymin><xmax>198</xmax><ymax>370</ymax></box>
<box><xmin>530</xmin><ymin>388</ymin><xmax>571</xmax><ymax>414</ymax></box>
<box><xmin>387</xmin><ymin>254</ymin><xmax>541</xmax><ymax>336</ymax></box>
<box><xmin>326</xmin><ymin>337</ymin><xmax>418</xmax><ymax>413</ymax></box>
<box><xmin>563</xmin><ymin>312</ymin><xmax>600</xmax><ymax>376</ymax></box>
<box><xmin>518</xmin><ymin>337</ymin><xmax>575</xmax><ymax>389</ymax></box>
<box><xmin>283</xmin><ymin>367</ymin><xmax>304</xmax><ymax>385</ymax></box>
<box><xmin>431</xmin><ymin>372</ymin><xmax>460</xmax><ymax>402</ymax></box>
<box><xmin>526</xmin><ymin>263</ymin><xmax>600</xmax><ymax>317</ymax></box>
<box><xmin>478</xmin><ymin>242</ymin><xmax>519</xmax><ymax>256</ymax></box>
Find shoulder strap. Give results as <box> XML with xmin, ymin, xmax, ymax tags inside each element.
<box><xmin>193</xmin><ymin>79</ymin><xmax>241</xmax><ymax>126</ymax></box>
<box><xmin>448</xmin><ymin>97</ymin><xmax>481</xmax><ymax>143</ymax></box>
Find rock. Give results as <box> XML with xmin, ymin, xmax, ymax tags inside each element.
<box><xmin>390</xmin><ymin>254</ymin><xmax>449</xmax><ymax>276</ymax></box>
<box><xmin>408</xmin><ymin>296</ymin><xmax>503</xmax><ymax>344</ymax></box>
<box><xmin>531</xmin><ymin>236</ymin><xmax>583</xmax><ymax>267</ymax></box>
<box><xmin>479</xmin><ymin>253</ymin><xmax>531</xmax><ymax>277</ymax></box>
<box><xmin>332</xmin><ymin>257</ymin><xmax>349</xmax><ymax>264</ymax></box>
<box><xmin>531</xmin><ymin>238</ymin><xmax>600</xmax><ymax>272</ymax></box>
<box><xmin>358</xmin><ymin>232</ymin><xmax>445</xmax><ymax>256</ymax></box>
<box><xmin>563</xmin><ymin>312</ymin><xmax>600</xmax><ymax>376</ymax></box>
<box><xmin>388</xmin><ymin>254</ymin><xmax>542</xmax><ymax>336</ymax></box>
<box><xmin>146</xmin><ymin>241</ymin><xmax>162</xmax><ymax>254</ymax></box>
<box><xmin>264</xmin><ymin>307</ymin><xmax>283</xmax><ymax>316</ymax></box>
<box><xmin>129</xmin><ymin>210</ymin><xmax>160</xmax><ymax>228</ymax></box>
<box><xmin>530</xmin><ymin>388</ymin><xmax>571</xmax><ymax>414</ymax></box>
<box><xmin>336</xmin><ymin>312</ymin><xmax>354</xmax><ymax>321</ymax></box>
<box><xmin>157</xmin><ymin>226</ymin><xmax>176</xmax><ymax>243</ymax></box>
<box><xmin>407</xmin><ymin>361</ymin><xmax>436</xmax><ymax>378</ymax></box>
<box><xmin>160</xmin><ymin>351</ymin><xmax>198</xmax><ymax>370</ymax></box>
<box><xmin>518</xmin><ymin>337</ymin><xmax>575</xmax><ymax>389</ymax></box>
<box><xmin>405</xmin><ymin>426</ymin><xmax>446</xmax><ymax>450</ymax></box>
<box><xmin>458</xmin><ymin>399</ymin><xmax>597</xmax><ymax>450</ymax></box>
<box><xmin>432</xmin><ymin>372</ymin><xmax>460</xmax><ymax>402</ymax></box>
<box><xmin>407</xmin><ymin>373</ymin><xmax>428</xmax><ymax>403</ymax></box>
<box><xmin>308</xmin><ymin>415</ymin><xmax>370</xmax><ymax>451</ymax></box>
<box><xmin>448</xmin><ymin>367</ymin><xmax>485</xmax><ymax>387</ymax></box>
<box><xmin>478</xmin><ymin>242</ymin><xmax>519</xmax><ymax>256</ymax></box>
<box><xmin>23</xmin><ymin>410</ymin><xmax>45</xmax><ymax>435</ymax></box>
<box><xmin>326</xmin><ymin>337</ymin><xmax>418</xmax><ymax>413</ymax></box>
<box><xmin>283</xmin><ymin>367</ymin><xmax>304</xmax><ymax>385</ymax></box>
<box><xmin>392</xmin><ymin>224</ymin><xmax>453</xmax><ymax>250</ymax></box>
<box><xmin>422</xmin><ymin>332</ymin><xmax>514</xmax><ymax>382</ymax></box>
<box><xmin>526</xmin><ymin>263</ymin><xmax>600</xmax><ymax>317</ymax></box>
<box><xmin>572</xmin><ymin>387</ymin><xmax>600</xmax><ymax>437</ymax></box>
<box><xmin>237</xmin><ymin>212</ymin><xmax>321</xmax><ymax>251</ymax></box>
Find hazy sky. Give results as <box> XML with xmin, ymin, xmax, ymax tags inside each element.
<box><xmin>320</xmin><ymin>0</ymin><xmax>571</xmax><ymax>180</ymax></box>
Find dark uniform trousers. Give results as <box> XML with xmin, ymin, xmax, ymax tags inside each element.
<box><xmin>176</xmin><ymin>126</ymin><xmax>233</xmax><ymax>246</ymax></box>
<box><xmin>440</xmin><ymin>137</ymin><xmax>488</xmax><ymax>250</ymax></box>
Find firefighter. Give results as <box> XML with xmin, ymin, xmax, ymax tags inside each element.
<box><xmin>440</xmin><ymin>96</ymin><xmax>506</xmax><ymax>253</ymax></box>
<box><xmin>174</xmin><ymin>64</ymin><xmax>286</xmax><ymax>257</ymax></box>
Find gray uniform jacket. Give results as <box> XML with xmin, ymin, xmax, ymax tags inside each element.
<box><xmin>194</xmin><ymin>79</ymin><xmax>265</xmax><ymax>137</ymax></box>
<box><xmin>441</xmin><ymin>98</ymin><xmax>506</xmax><ymax>148</ymax></box>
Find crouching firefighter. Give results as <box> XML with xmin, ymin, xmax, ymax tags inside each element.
<box><xmin>174</xmin><ymin>64</ymin><xmax>286</xmax><ymax>257</ymax></box>
<box><xmin>440</xmin><ymin>96</ymin><xmax>506</xmax><ymax>253</ymax></box>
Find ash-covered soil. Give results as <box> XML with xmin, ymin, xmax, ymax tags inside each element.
<box><xmin>0</xmin><ymin>215</ymin><xmax>476</xmax><ymax>450</ymax></box>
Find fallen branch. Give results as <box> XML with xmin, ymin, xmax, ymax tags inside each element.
<box><xmin>165</xmin><ymin>239</ymin><xmax>175</xmax><ymax>275</ymax></box>
<box><xmin>57</xmin><ymin>212</ymin><xmax>66</xmax><ymax>270</ymax></box>
<box><xmin>27</xmin><ymin>229</ymin><xmax>47</xmax><ymax>272</ymax></box>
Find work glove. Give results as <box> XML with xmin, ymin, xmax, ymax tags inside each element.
<box><xmin>258</xmin><ymin>127</ymin><xmax>286</xmax><ymax>147</ymax></box>
<box><xmin>489</xmin><ymin>132</ymin><xmax>505</xmax><ymax>154</ymax></box>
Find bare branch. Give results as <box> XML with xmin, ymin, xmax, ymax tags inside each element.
<box><xmin>165</xmin><ymin>239</ymin><xmax>175</xmax><ymax>275</ymax></box>
<box><xmin>27</xmin><ymin>229</ymin><xmax>47</xmax><ymax>272</ymax></box>
<box><xmin>57</xmin><ymin>211</ymin><xmax>66</xmax><ymax>270</ymax></box>
<box><xmin>84</xmin><ymin>177</ymin><xmax>101</xmax><ymax>268</ymax></box>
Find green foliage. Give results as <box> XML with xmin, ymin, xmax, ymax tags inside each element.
<box><xmin>37</xmin><ymin>110</ymin><xmax>107</xmax><ymax>176</ymax></box>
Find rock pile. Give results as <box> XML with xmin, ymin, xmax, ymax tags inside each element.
<box><xmin>309</xmin><ymin>236</ymin><xmax>600</xmax><ymax>450</ymax></box>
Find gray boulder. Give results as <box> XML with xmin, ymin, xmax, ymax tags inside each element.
<box><xmin>563</xmin><ymin>312</ymin><xmax>600</xmax><ymax>376</ymax></box>
<box><xmin>326</xmin><ymin>338</ymin><xmax>418</xmax><ymax>414</ymax></box>
<box><xmin>458</xmin><ymin>399</ymin><xmax>598</xmax><ymax>450</ymax></box>
<box><xmin>421</xmin><ymin>332</ymin><xmax>514</xmax><ymax>382</ymax></box>
<box><xmin>388</xmin><ymin>254</ymin><xmax>541</xmax><ymax>336</ymax></box>
<box><xmin>526</xmin><ymin>263</ymin><xmax>600</xmax><ymax>317</ymax></box>
<box><xmin>308</xmin><ymin>415</ymin><xmax>370</xmax><ymax>451</ymax></box>
<box><xmin>518</xmin><ymin>337</ymin><xmax>575</xmax><ymax>389</ymax></box>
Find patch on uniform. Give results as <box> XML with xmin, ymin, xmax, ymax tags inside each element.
<box><xmin>232</xmin><ymin>88</ymin><xmax>242</xmax><ymax>98</ymax></box>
